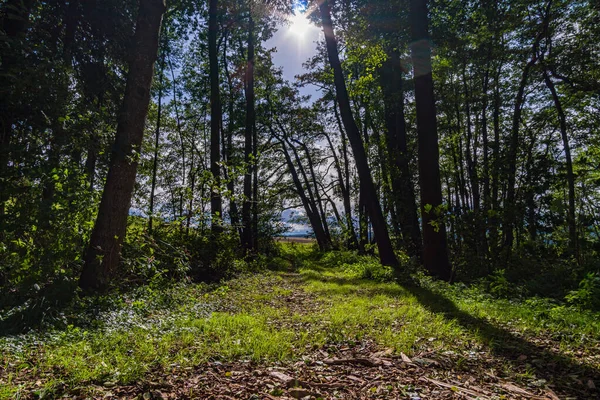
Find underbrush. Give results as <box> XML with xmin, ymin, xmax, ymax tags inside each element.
<box><xmin>0</xmin><ymin>217</ymin><xmax>275</xmax><ymax>335</ymax></box>
<box><xmin>0</xmin><ymin>274</ymin><xmax>302</xmax><ymax>398</ymax></box>
<box><xmin>2</xmin><ymin>244</ymin><xmax>599</xmax><ymax>399</ymax></box>
<box><xmin>299</xmin><ymin>248</ymin><xmax>600</xmax><ymax>350</ymax></box>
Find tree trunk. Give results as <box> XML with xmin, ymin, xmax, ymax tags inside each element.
<box><xmin>321</xmin><ymin>130</ymin><xmax>358</xmax><ymax>248</ymax></box>
<box><xmin>410</xmin><ymin>0</ymin><xmax>452</xmax><ymax>281</ymax></box>
<box><xmin>273</xmin><ymin>131</ymin><xmax>330</xmax><ymax>250</ymax></box>
<box><xmin>332</xmin><ymin>102</ymin><xmax>359</xmax><ymax>248</ymax></box>
<box><xmin>542</xmin><ymin>68</ymin><xmax>577</xmax><ymax>258</ymax></box>
<box><xmin>319</xmin><ymin>0</ymin><xmax>397</xmax><ymax>268</ymax></box>
<box><xmin>149</xmin><ymin>49</ymin><xmax>165</xmax><ymax>235</ymax></box>
<box><xmin>209</xmin><ymin>0</ymin><xmax>222</xmax><ymax>232</ymax></box>
<box><xmin>80</xmin><ymin>0</ymin><xmax>166</xmax><ymax>293</ymax></box>
<box><xmin>503</xmin><ymin>1</ymin><xmax>550</xmax><ymax>254</ymax></box>
<box><xmin>242</xmin><ymin>14</ymin><xmax>255</xmax><ymax>252</ymax></box>
<box><xmin>503</xmin><ymin>45</ymin><xmax>541</xmax><ymax>253</ymax></box>
<box><xmin>293</xmin><ymin>138</ymin><xmax>332</xmax><ymax>242</ymax></box>
<box><xmin>222</xmin><ymin>35</ymin><xmax>240</xmax><ymax>234</ymax></box>
<box><xmin>379</xmin><ymin>49</ymin><xmax>422</xmax><ymax>258</ymax></box>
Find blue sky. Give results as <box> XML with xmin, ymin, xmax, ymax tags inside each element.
<box><xmin>265</xmin><ymin>11</ymin><xmax>322</xmax><ymax>100</ymax></box>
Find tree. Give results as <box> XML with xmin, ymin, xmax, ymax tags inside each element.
<box><xmin>317</xmin><ymin>0</ymin><xmax>398</xmax><ymax>268</ymax></box>
<box><xmin>409</xmin><ymin>0</ymin><xmax>451</xmax><ymax>281</ymax></box>
<box><xmin>80</xmin><ymin>0</ymin><xmax>166</xmax><ymax>292</ymax></box>
<box><xmin>209</xmin><ymin>0</ymin><xmax>223</xmax><ymax>232</ymax></box>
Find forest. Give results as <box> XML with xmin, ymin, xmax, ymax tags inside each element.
<box><xmin>0</xmin><ymin>0</ymin><xmax>599</xmax><ymax>398</ymax></box>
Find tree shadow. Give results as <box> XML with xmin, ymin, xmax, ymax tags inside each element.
<box><xmin>299</xmin><ymin>269</ymin><xmax>599</xmax><ymax>398</ymax></box>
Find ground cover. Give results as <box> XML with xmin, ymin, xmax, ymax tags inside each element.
<box><xmin>1</xmin><ymin>245</ymin><xmax>599</xmax><ymax>399</ymax></box>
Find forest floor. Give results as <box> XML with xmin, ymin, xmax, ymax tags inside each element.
<box><xmin>1</xmin><ymin>245</ymin><xmax>600</xmax><ymax>399</ymax></box>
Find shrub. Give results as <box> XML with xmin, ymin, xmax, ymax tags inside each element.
<box><xmin>565</xmin><ymin>272</ymin><xmax>600</xmax><ymax>310</ymax></box>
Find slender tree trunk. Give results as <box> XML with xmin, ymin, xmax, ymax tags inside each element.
<box><xmin>319</xmin><ymin>0</ymin><xmax>398</xmax><ymax>268</ymax></box>
<box><xmin>503</xmin><ymin>46</ymin><xmax>541</xmax><ymax>253</ymax></box>
<box><xmin>503</xmin><ymin>1</ymin><xmax>550</xmax><ymax>254</ymax></box>
<box><xmin>542</xmin><ymin>68</ymin><xmax>577</xmax><ymax>257</ymax></box>
<box><xmin>222</xmin><ymin>35</ymin><xmax>240</xmax><ymax>234</ymax></box>
<box><xmin>489</xmin><ymin>63</ymin><xmax>502</xmax><ymax>255</ymax></box>
<box><xmin>149</xmin><ymin>50</ymin><xmax>165</xmax><ymax>235</ymax></box>
<box><xmin>80</xmin><ymin>0</ymin><xmax>166</xmax><ymax>293</ymax></box>
<box><xmin>481</xmin><ymin>58</ymin><xmax>491</xmax><ymax>258</ymax></box>
<box><xmin>358</xmin><ymin>190</ymin><xmax>368</xmax><ymax>254</ymax></box>
<box><xmin>293</xmin><ymin>139</ymin><xmax>332</xmax><ymax>242</ymax></box>
<box><xmin>274</xmin><ymin>132</ymin><xmax>330</xmax><ymax>250</ymax></box>
<box><xmin>242</xmin><ymin>14</ymin><xmax>255</xmax><ymax>252</ymax></box>
<box><xmin>332</xmin><ymin>102</ymin><xmax>358</xmax><ymax>248</ymax></box>
<box><xmin>209</xmin><ymin>0</ymin><xmax>222</xmax><ymax>232</ymax></box>
<box><xmin>410</xmin><ymin>0</ymin><xmax>451</xmax><ymax>281</ymax></box>
<box><xmin>167</xmin><ymin>57</ymin><xmax>186</xmax><ymax>226</ymax></box>
<box><xmin>321</xmin><ymin>131</ymin><xmax>358</xmax><ymax>248</ymax></box>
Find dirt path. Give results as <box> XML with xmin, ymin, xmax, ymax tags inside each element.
<box><xmin>98</xmin><ymin>272</ymin><xmax>594</xmax><ymax>400</ymax></box>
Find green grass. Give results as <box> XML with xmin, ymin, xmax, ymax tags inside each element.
<box><xmin>1</xmin><ymin>244</ymin><xmax>599</xmax><ymax>398</ymax></box>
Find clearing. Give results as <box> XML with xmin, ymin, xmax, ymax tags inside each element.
<box><xmin>1</xmin><ymin>246</ymin><xmax>599</xmax><ymax>399</ymax></box>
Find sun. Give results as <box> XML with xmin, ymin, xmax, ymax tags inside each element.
<box><xmin>288</xmin><ymin>12</ymin><xmax>312</xmax><ymax>39</ymax></box>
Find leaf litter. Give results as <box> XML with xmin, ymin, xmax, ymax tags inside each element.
<box><xmin>2</xmin><ymin>272</ymin><xmax>599</xmax><ymax>399</ymax></box>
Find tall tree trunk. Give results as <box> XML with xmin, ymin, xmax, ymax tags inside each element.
<box><xmin>209</xmin><ymin>0</ymin><xmax>222</xmax><ymax>232</ymax></box>
<box><xmin>489</xmin><ymin>63</ymin><xmax>502</xmax><ymax>255</ymax></box>
<box><xmin>242</xmin><ymin>14</ymin><xmax>255</xmax><ymax>252</ymax></box>
<box><xmin>379</xmin><ymin>50</ymin><xmax>422</xmax><ymax>258</ymax></box>
<box><xmin>503</xmin><ymin>1</ymin><xmax>550</xmax><ymax>254</ymax></box>
<box><xmin>222</xmin><ymin>35</ymin><xmax>240</xmax><ymax>234</ymax></box>
<box><xmin>503</xmin><ymin>44</ymin><xmax>542</xmax><ymax>253</ymax></box>
<box><xmin>480</xmin><ymin>58</ymin><xmax>491</xmax><ymax>259</ymax></box>
<box><xmin>319</xmin><ymin>0</ymin><xmax>398</xmax><ymax>268</ymax></box>
<box><xmin>542</xmin><ymin>68</ymin><xmax>577</xmax><ymax>258</ymax></box>
<box><xmin>168</xmin><ymin>57</ymin><xmax>186</xmax><ymax>226</ymax></box>
<box><xmin>332</xmin><ymin>102</ymin><xmax>358</xmax><ymax>248</ymax></box>
<box><xmin>149</xmin><ymin>49</ymin><xmax>165</xmax><ymax>235</ymax></box>
<box><xmin>80</xmin><ymin>0</ymin><xmax>166</xmax><ymax>293</ymax></box>
<box><xmin>321</xmin><ymin>131</ymin><xmax>358</xmax><ymax>248</ymax></box>
<box><xmin>409</xmin><ymin>0</ymin><xmax>452</xmax><ymax>281</ymax></box>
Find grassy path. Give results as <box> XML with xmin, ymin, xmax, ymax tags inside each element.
<box><xmin>1</xmin><ymin>246</ymin><xmax>600</xmax><ymax>398</ymax></box>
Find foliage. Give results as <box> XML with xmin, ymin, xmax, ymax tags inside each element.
<box><xmin>3</xmin><ymin>244</ymin><xmax>599</xmax><ymax>398</ymax></box>
<box><xmin>565</xmin><ymin>272</ymin><xmax>600</xmax><ymax>311</ymax></box>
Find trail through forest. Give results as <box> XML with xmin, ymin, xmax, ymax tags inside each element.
<box><xmin>2</xmin><ymin>248</ymin><xmax>599</xmax><ymax>399</ymax></box>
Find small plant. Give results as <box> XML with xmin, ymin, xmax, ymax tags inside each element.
<box><xmin>565</xmin><ymin>272</ymin><xmax>600</xmax><ymax>310</ymax></box>
<box><xmin>343</xmin><ymin>257</ymin><xmax>395</xmax><ymax>282</ymax></box>
<box><xmin>488</xmin><ymin>269</ymin><xmax>512</xmax><ymax>298</ymax></box>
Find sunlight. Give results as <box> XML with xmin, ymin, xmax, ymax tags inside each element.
<box><xmin>288</xmin><ymin>12</ymin><xmax>312</xmax><ymax>39</ymax></box>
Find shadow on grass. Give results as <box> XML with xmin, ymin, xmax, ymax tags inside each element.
<box><xmin>0</xmin><ymin>280</ymin><xmax>112</xmax><ymax>337</ymax></box>
<box><xmin>300</xmin><ymin>268</ymin><xmax>599</xmax><ymax>398</ymax></box>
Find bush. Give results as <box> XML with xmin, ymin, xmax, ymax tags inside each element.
<box><xmin>565</xmin><ymin>272</ymin><xmax>600</xmax><ymax>310</ymax></box>
<box><xmin>343</xmin><ymin>256</ymin><xmax>395</xmax><ymax>282</ymax></box>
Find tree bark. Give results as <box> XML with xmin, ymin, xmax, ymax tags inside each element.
<box><xmin>379</xmin><ymin>50</ymin><xmax>422</xmax><ymax>258</ymax></box>
<box><xmin>80</xmin><ymin>0</ymin><xmax>166</xmax><ymax>293</ymax></box>
<box><xmin>242</xmin><ymin>14</ymin><xmax>255</xmax><ymax>252</ymax></box>
<box><xmin>409</xmin><ymin>0</ymin><xmax>452</xmax><ymax>281</ymax></box>
<box><xmin>319</xmin><ymin>0</ymin><xmax>397</xmax><ymax>268</ymax></box>
<box><xmin>209</xmin><ymin>0</ymin><xmax>223</xmax><ymax>232</ymax></box>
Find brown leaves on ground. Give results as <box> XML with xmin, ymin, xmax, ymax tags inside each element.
<box><xmin>92</xmin><ymin>339</ymin><xmax>593</xmax><ymax>399</ymax></box>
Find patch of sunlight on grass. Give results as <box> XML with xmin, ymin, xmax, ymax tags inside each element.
<box><xmin>298</xmin><ymin>265</ymin><xmax>470</xmax><ymax>355</ymax></box>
